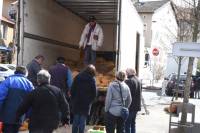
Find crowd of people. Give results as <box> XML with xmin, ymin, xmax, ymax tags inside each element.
<box><xmin>0</xmin><ymin>16</ymin><xmax>141</xmax><ymax>133</ymax></box>
<box><xmin>0</xmin><ymin>54</ymin><xmax>141</xmax><ymax>133</ymax></box>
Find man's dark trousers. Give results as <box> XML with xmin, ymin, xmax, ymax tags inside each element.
<box><xmin>125</xmin><ymin>111</ymin><xmax>137</xmax><ymax>133</ymax></box>
<box><xmin>72</xmin><ymin>114</ymin><xmax>87</xmax><ymax>133</ymax></box>
<box><xmin>3</xmin><ymin>123</ymin><xmax>20</xmax><ymax>133</ymax></box>
<box><xmin>105</xmin><ymin>112</ymin><xmax>125</xmax><ymax>133</ymax></box>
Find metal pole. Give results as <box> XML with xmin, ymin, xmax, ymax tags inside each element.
<box><xmin>0</xmin><ymin>0</ymin><xmax>3</xmax><ymax>38</ymax></box>
<box><xmin>16</xmin><ymin>0</ymin><xmax>21</xmax><ymax>65</ymax></box>
<box><xmin>175</xmin><ymin>56</ymin><xmax>182</xmax><ymax>100</ymax></box>
<box><xmin>115</xmin><ymin>0</ymin><xmax>122</xmax><ymax>71</ymax></box>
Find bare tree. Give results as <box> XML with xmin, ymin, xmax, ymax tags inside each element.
<box><xmin>173</xmin><ymin>0</ymin><xmax>200</xmax><ymax>132</ymax></box>
<box><xmin>181</xmin><ymin>0</ymin><xmax>200</xmax><ymax>128</ymax></box>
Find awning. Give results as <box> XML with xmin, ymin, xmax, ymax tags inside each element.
<box><xmin>1</xmin><ymin>16</ymin><xmax>15</xmax><ymax>25</ymax></box>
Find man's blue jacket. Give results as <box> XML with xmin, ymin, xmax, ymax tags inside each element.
<box><xmin>0</xmin><ymin>74</ymin><xmax>34</xmax><ymax>124</ymax></box>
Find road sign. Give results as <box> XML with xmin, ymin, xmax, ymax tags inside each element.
<box><xmin>172</xmin><ymin>42</ymin><xmax>200</xmax><ymax>57</ymax></box>
<box><xmin>152</xmin><ymin>48</ymin><xmax>159</xmax><ymax>56</ymax></box>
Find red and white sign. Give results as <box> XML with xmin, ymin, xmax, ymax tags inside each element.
<box><xmin>152</xmin><ymin>48</ymin><xmax>159</xmax><ymax>56</ymax></box>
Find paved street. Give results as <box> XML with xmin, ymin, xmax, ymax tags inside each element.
<box><xmin>20</xmin><ymin>89</ymin><xmax>200</xmax><ymax>133</ymax></box>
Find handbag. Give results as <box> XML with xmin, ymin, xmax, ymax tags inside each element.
<box><xmin>117</xmin><ymin>82</ymin><xmax>129</xmax><ymax>121</ymax></box>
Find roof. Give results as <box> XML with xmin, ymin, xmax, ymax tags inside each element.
<box><xmin>135</xmin><ymin>0</ymin><xmax>170</xmax><ymax>13</ymax></box>
<box><xmin>1</xmin><ymin>16</ymin><xmax>15</xmax><ymax>25</ymax></box>
<box><xmin>56</xmin><ymin>0</ymin><xmax>118</xmax><ymax>24</ymax></box>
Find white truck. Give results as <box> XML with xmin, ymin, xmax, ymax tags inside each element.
<box><xmin>16</xmin><ymin>0</ymin><xmax>145</xmax><ymax>77</ymax></box>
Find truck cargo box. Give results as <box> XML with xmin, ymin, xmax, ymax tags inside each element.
<box><xmin>17</xmin><ymin>0</ymin><xmax>145</xmax><ymax>87</ymax></box>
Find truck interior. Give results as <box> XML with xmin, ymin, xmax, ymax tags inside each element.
<box><xmin>56</xmin><ymin>0</ymin><xmax>119</xmax><ymax>88</ymax></box>
<box><xmin>21</xmin><ymin>0</ymin><xmax>120</xmax><ymax>88</ymax></box>
<box><xmin>54</xmin><ymin>0</ymin><xmax>119</xmax><ymax>125</ymax></box>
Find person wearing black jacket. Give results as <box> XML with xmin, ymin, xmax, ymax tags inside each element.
<box><xmin>125</xmin><ymin>68</ymin><xmax>141</xmax><ymax>133</ymax></box>
<box><xmin>70</xmin><ymin>65</ymin><xmax>97</xmax><ymax>133</ymax></box>
<box><xmin>26</xmin><ymin>55</ymin><xmax>45</xmax><ymax>86</ymax></box>
<box><xmin>16</xmin><ymin>70</ymin><xmax>70</xmax><ymax>133</ymax></box>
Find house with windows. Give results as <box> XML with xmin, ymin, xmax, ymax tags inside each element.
<box><xmin>135</xmin><ymin>0</ymin><xmax>178</xmax><ymax>80</ymax></box>
<box><xmin>0</xmin><ymin>0</ymin><xmax>17</xmax><ymax>63</ymax></box>
<box><xmin>1</xmin><ymin>16</ymin><xmax>15</xmax><ymax>46</ymax></box>
<box><xmin>1</xmin><ymin>0</ymin><xmax>16</xmax><ymax>46</ymax></box>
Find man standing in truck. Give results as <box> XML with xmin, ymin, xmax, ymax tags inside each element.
<box><xmin>79</xmin><ymin>16</ymin><xmax>104</xmax><ymax>65</ymax></box>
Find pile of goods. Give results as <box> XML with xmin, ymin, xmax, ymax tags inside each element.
<box><xmin>88</xmin><ymin>125</ymin><xmax>106</xmax><ymax>133</ymax></box>
<box><xmin>18</xmin><ymin>119</ymin><xmax>29</xmax><ymax>131</ymax></box>
<box><xmin>164</xmin><ymin>101</ymin><xmax>182</xmax><ymax>113</ymax></box>
<box><xmin>67</xmin><ymin>57</ymin><xmax>115</xmax><ymax>90</ymax></box>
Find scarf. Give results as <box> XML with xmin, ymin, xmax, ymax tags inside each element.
<box><xmin>87</xmin><ymin>23</ymin><xmax>96</xmax><ymax>43</ymax></box>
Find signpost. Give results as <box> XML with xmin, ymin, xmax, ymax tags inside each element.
<box><xmin>173</xmin><ymin>42</ymin><xmax>200</xmax><ymax>57</ymax></box>
<box><xmin>172</xmin><ymin>42</ymin><xmax>200</xmax><ymax>100</ymax></box>
<box><xmin>152</xmin><ymin>48</ymin><xmax>159</xmax><ymax>56</ymax></box>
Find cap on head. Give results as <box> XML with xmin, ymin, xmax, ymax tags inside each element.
<box><xmin>88</xmin><ymin>16</ymin><xmax>96</xmax><ymax>22</ymax></box>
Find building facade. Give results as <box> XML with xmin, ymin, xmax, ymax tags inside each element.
<box><xmin>135</xmin><ymin>0</ymin><xmax>178</xmax><ymax>80</ymax></box>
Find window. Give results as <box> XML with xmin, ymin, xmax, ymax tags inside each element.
<box><xmin>7</xmin><ymin>65</ymin><xmax>16</xmax><ymax>70</ymax></box>
<box><xmin>144</xmin><ymin>23</ymin><xmax>147</xmax><ymax>31</ymax></box>
<box><xmin>2</xmin><ymin>25</ymin><xmax>8</xmax><ymax>40</ymax></box>
<box><xmin>0</xmin><ymin>67</ymin><xmax>8</xmax><ymax>72</ymax></box>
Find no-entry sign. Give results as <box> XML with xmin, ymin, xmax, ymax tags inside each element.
<box><xmin>152</xmin><ymin>48</ymin><xmax>159</xmax><ymax>56</ymax></box>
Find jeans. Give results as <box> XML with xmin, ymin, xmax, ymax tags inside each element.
<box><xmin>125</xmin><ymin>111</ymin><xmax>137</xmax><ymax>133</ymax></box>
<box><xmin>84</xmin><ymin>45</ymin><xmax>96</xmax><ymax>65</ymax></box>
<box><xmin>72</xmin><ymin>114</ymin><xmax>87</xmax><ymax>133</ymax></box>
<box><xmin>3</xmin><ymin>124</ymin><xmax>20</xmax><ymax>133</ymax></box>
<box><xmin>105</xmin><ymin>112</ymin><xmax>125</xmax><ymax>133</ymax></box>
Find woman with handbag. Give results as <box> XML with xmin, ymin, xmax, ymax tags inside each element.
<box><xmin>105</xmin><ymin>71</ymin><xmax>132</xmax><ymax>133</ymax></box>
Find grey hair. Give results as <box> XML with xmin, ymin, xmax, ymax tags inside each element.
<box><xmin>116</xmin><ymin>71</ymin><xmax>126</xmax><ymax>81</ymax></box>
<box><xmin>37</xmin><ymin>69</ymin><xmax>51</xmax><ymax>84</ymax></box>
<box><xmin>126</xmin><ymin>68</ymin><xmax>136</xmax><ymax>77</ymax></box>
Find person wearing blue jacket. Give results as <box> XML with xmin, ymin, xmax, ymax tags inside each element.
<box><xmin>0</xmin><ymin>66</ymin><xmax>34</xmax><ymax>133</ymax></box>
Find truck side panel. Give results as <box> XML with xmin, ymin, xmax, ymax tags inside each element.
<box><xmin>21</xmin><ymin>0</ymin><xmax>116</xmax><ymax>66</ymax></box>
<box><xmin>21</xmin><ymin>0</ymin><xmax>85</xmax><ymax>66</ymax></box>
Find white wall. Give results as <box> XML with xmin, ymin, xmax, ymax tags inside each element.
<box><xmin>120</xmin><ymin>0</ymin><xmax>145</xmax><ymax>77</ymax></box>
<box><xmin>140</xmin><ymin>13</ymin><xmax>153</xmax><ymax>48</ymax></box>
<box><xmin>150</xmin><ymin>2</ymin><xmax>178</xmax><ymax>77</ymax></box>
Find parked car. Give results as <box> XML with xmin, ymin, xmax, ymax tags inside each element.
<box><xmin>162</xmin><ymin>73</ymin><xmax>176</xmax><ymax>94</ymax></box>
<box><xmin>164</xmin><ymin>74</ymin><xmax>194</xmax><ymax>98</ymax></box>
<box><xmin>0</xmin><ymin>64</ymin><xmax>16</xmax><ymax>80</ymax></box>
